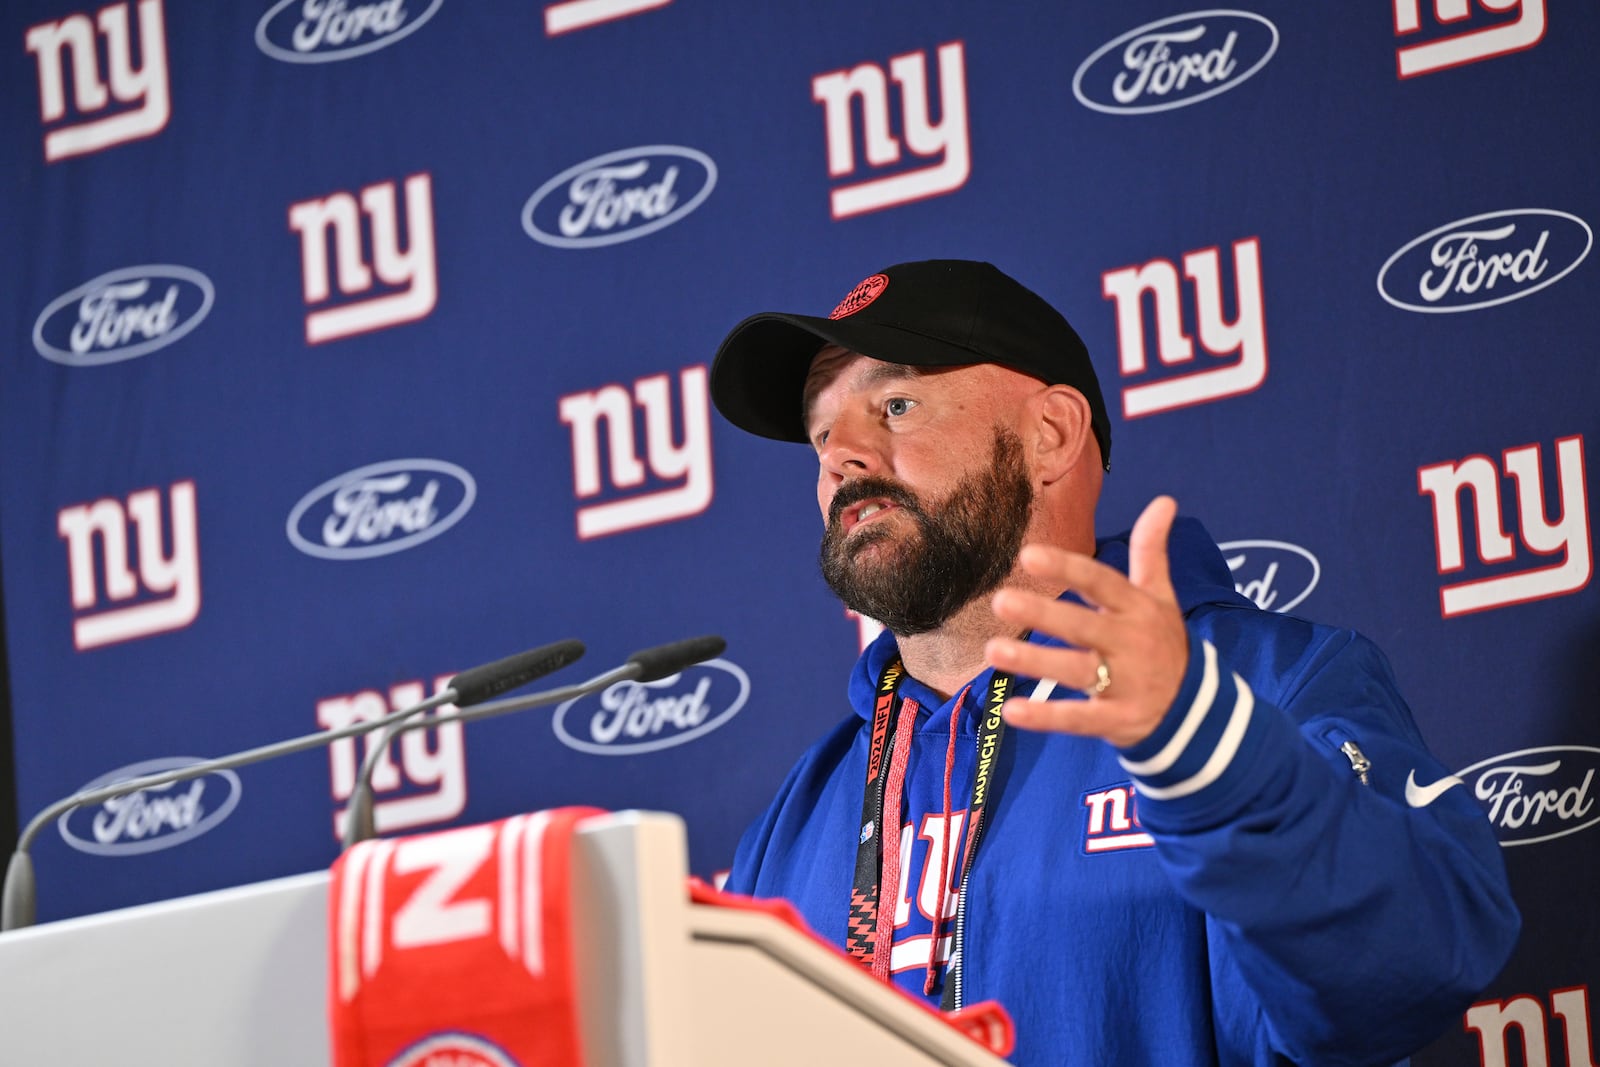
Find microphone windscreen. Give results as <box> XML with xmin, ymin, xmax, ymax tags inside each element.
<box><xmin>626</xmin><ymin>635</ymin><xmax>727</xmax><ymax>682</ymax></box>
<box><xmin>450</xmin><ymin>639</ymin><xmax>586</xmax><ymax>706</ymax></box>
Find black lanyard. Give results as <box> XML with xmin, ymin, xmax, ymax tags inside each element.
<box><xmin>846</xmin><ymin>657</ymin><xmax>1012</xmax><ymax>980</ymax></box>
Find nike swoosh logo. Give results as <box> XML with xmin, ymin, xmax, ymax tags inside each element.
<box><xmin>1405</xmin><ymin>770</ymin><xmax>1464</xmax><ymax>808</ymax></box>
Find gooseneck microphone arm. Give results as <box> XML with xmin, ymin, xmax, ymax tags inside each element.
<box><xmin>342</xmin><ymin>640</ymin><xmax>595</xmax><ymax>846</ymax></box>
<box><xmin>342</xmin><ymin>634</ymin><xmax>728</xmax><ymax>847</ymax></box>
<box><xmin>1</xmin><ymin>638</ymin><xmax>585</xmax><ymax>933</ymax></box>
<box><xmin>395</xmin><ymin>633</ymin><xmax>729</xmax><ymax>737</ymax></box>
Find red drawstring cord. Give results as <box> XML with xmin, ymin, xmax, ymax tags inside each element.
<box><xmin>875</xmin><ymin>685</ymin><xmax>974</xmax><ymax>996</ymax></box>
<box><xmin>926</xmin><ymin>685</ymin><xmax>971</xmax><ymax>995</ymax></box>
<box><xmin>872</xmin><ymin>700</ymin><xmax>921</xmax><ymax>983</ymax></box>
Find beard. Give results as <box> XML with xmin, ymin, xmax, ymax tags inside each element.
<box><xmin>819</xmin><ymin>427</ymin><xmax>1034</xmax><ymax>636</ymax></box>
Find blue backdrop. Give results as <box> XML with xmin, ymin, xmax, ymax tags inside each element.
<box><xmin>3</xmin><ymin>2</ymin><xmax>1595</xmax><ymax>1063</ymax></box>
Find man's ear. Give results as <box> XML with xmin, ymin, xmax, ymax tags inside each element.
<box><xmin>1034</xmin><ymin>386</ymin><xmax>1093</xmax><ymax>486</ymax></box>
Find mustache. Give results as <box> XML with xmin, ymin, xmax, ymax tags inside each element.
<box><xmin>827</xmin><ymin>477</ymin><xmax>922</xmax><ymax>530</ymax></box>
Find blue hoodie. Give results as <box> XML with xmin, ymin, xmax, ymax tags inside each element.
<box><xmin>725</xmin><ymin>518</ymin><xmax>1518</xmax><ymax>1066</ymax></box>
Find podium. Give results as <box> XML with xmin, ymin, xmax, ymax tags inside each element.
<box><xmin>0</xmin><ymin>811</ymin><xmax>1010</xmax><ymax>1066</ymax></box>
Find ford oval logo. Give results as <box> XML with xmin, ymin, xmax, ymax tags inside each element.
<box><xmin>521</xmin><ymin>145</ymin><xmax>717</xmax><ymax>249</ymax></box>
<box><xmin>1073</xmin><ymin>10</ymin><xmax>1279</xmax><ymax>115</ymax></box>
<box><xmin>58</xmin><ymin>756</ymin><xmax>242</xmax><ymax>857</ymax></box>
<box><xmin>1456</xmin><ymin>746</ymin><xmax>1600</xmax><ymax>847</ymax></box>
<box><xmin>286</xmin><ymin>458</ymin><xmax>476</xmax><ymax>560</ymax></box>
<box><xmin>1218</xmin><ymin>539</ymin><xmax>1320</xmax><ymax>614</ymax></box>
<box><xmin>552</xmin><ymin>658</ymin><xmax>749</xmax><ymax>755</ymax></box>
<box><xmin>1377</xmin><ymin>209</ymin><xmax>1592</xmax><ymax>314</ymax></box>
<box><xmin>255</xmin><ymin>0</ymin><xmax>444</xmax><ymax>64</ymax></box>
<box><xmin>34</xmin><ymin>264</ymin><xmax>215</xmax><ymax>367</ymax></box>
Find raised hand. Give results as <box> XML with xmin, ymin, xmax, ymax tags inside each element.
<box><xmin>984</xmin><ymin>496</ymin><xmax>1190</xmax><ymax>748</ymax></box>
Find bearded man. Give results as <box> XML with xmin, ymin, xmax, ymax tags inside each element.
<box><xmin>708</xmin><ymin>260</ymin><xmax>1518</xmax><ymax>1067</ymax></box>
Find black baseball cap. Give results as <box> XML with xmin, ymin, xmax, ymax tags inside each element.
<box><xmin>709</xmin><ymin>259</ymin><xmax>1112</xmax><ymax>469</ymax></box>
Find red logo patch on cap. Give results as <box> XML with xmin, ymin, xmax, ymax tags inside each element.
<box><xmin>829</xmin><ymin>273</ymin><xmax>889</xmax><ymax>319</ymax></box>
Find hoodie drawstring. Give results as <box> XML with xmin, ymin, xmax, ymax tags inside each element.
<box><xmin>926</xmin><ymin>684</ymin><xmax>971</xmax><ymax>996</ymax></box>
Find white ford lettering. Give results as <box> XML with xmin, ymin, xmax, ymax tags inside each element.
<box><xmin>93</xmin><ymin>780</ymin><xmax>204</xmax><ymax>842</ymax></box>
<box><xmin>522</xmin><ymin>146</ymin><xmax>716</xmax><ymax>249</ymax></box>
<box><xmin>292</xmin><ymin>0</ymin><xmax>406</xmax><ymax>51</ymax></box>
<box><xmin>1113</xmin><ymin>27</ymin><xmax>1236</xmax><ymax>103</ymax></box>
<box><xmin>1477</xmin><ymin>763</ymin><xmax>1593</xmax><ymax>830</ymax></box>
<box><xmin>34</xmin><ymin>265</ymin><xmax>215</xmax><ymax>367</ymax></box>
<box><xmin>58</xmin><ymin>757</ymin><xmax>242</xmax><ymax>856</ymax></box>
<box><xmin>1219</xmin><ymin>539</ymin><xmax>1320</xmax><ymax>613</ymax></box>
<box><xmin>1419</xmin><ymin>225</ymin><xmax>1547</xmax><ymax>302</ymax></box>
<box><xmin>1378</xmin><ymin>209</ymin><xmax>1592</xmax><ymax>313</ymax></box>
<box><xmin>589</xmin><ymin>676</ymin><xmax>712</xmax><ymax>743</ymax></box>
<box><xmin>1074</xmin><ymin>11</ymin><xmax>1278</xmax><ymax>115</ymax></box>
<box><xmin>558</xmin><ymin>161</ymin><xmax>679</xmax><ymax>238</ymax></box>
<box><xmin>71</xmin><ymin>280</ymin><xmax>177</xmax><ymax>353</ymax></box>
<box><xmin>1455</xmin><ymin>746</ymin><xmax>1600</xmax><ymax>846</ymax></box>
<box><xmin>322</xmin><ymin>474</ymin><xmax>439</xmax><ymax>548</ymax></box>
<box><xmin>288</xmin><ymin>459</ymin><xmax>475</xmax><ymax>560</ymax></box>
<box><xmin>553</xmin><ymin>659</ymin><xmax>749</xmax><ymax>755</ymax></box>
<box><xmin>255</xmin><ymin>0</ymin><xmax>443</xmax><ymax>63</ymax></box>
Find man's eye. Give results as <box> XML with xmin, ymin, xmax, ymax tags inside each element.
<box><xmin>885</xmin><ymin>397</ymin><xmax>916</xmax><ymax>417</ymax></box>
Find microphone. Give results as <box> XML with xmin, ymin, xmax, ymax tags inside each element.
<box><xmin>342</xmin><ymin>634</ymin><xmax>728</xmax><ymax>847</ymax></box>
<box><xmin>1</xmin><ymin>638</ymin><xmax>585</xmax><ymax>933</ymax></box>
<box><xmin>451</xmin><ymin>642</ymin><xmax>587</xmax><ymax>705</ymax></box>
<box><xmin>626</xmin><ymin>634</ymin><xmax>728</xmax><ymax>682</ymax></box>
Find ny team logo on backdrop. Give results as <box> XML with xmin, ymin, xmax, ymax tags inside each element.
<box><xmin>1418</xmin><ymin>434</ymin><xmax>1590</xmax><ymax>618</ymax></box>
<box><xmin>1465</xmin><ymin>985</ymin><xmax>1594</xmax><ymax>1067</ymax></box>
<box><xmin>1102</xmin><ymin>237</ymin><xmax>1268</xmax><ymax>418</ymax></box>
<box><xmin>811</xmin><ymin>40</ymin><xmax>968</xmax><ymax>219</ymax></box>
<box><xmin>543</xmin><ymin>0</ymin><xmax>669</xmax><ymax>36</ymax></box>
<box><xmin>1393</xmin><ymin>0</ymin><xmax>1546</xmax><ymax>78</ymax></box>
<box><xmin>317</xmin><ymin>678</ymin><xmax>466</xmax><ymax>841</ymax></box>
<box><xmin>57</xmin><ymin>480</ymin><xmax>200</xmax><ymax>651</ymax></box>
<box><xmin>24</xmin><ymin>0</ymin><xmax>169</xmax><ymax>162</ymax></box>
<box><xmin>558</xmin><ymin>365</ymin><xmax>712</xmax><ymax>540</ymax></box>
<box><xmin>288</xmin><ymin>173</ymin><xmax>438</xmax><ymax>344</ymax></box>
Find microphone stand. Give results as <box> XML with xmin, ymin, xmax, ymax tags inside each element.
<box><xmin>2</xmin><ymin>638</ymin><xmax>586</xmax><ymax>932</ymax></box>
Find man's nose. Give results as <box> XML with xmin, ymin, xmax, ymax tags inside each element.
<box><xmin>817</xmin><ymin>411</ymin><xmax>884</xmax><ymax>480</ymax></box>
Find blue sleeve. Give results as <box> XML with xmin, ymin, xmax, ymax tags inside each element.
<box><xmin>722</xmin><ymin>755</ymin><xmax>810</xmax><ymax>897</ymax></box>
<box><xmin>721</xmin><ymin>715</ymin><xmax>865</xmax><ymax>944</ymax></box>
<box><xmin>1116</xmin><ymin>625</ymin><xmax>1520</xmax><ymax>1066</ymax></box>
